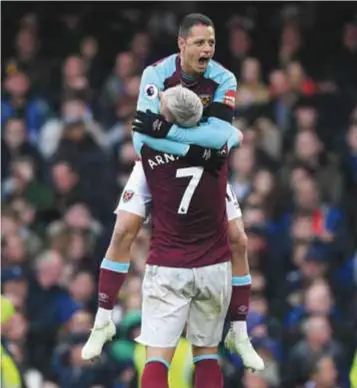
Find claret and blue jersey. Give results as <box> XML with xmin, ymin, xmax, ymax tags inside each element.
<box><xmin>133</xmin><ymin>54</ymin><xmax>239</xmax><ymax>268</ymax></box>
<box><xmin>133</xmin><ymin>54</ymin><xmax>240</xmax><ymax>157</ymax></box>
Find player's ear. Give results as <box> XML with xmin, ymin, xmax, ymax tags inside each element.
<box><xmin>178</xmin><ymin>37</ymin><xmax>185</xmax><ymax>52</ymax></box>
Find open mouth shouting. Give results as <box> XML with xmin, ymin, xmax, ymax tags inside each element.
<box><xmin>197</xmin><ymin>56</ymin><xmax>211</xmax><ymax>70</ymax></box>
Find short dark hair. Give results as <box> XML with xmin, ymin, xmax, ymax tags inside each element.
<box><xmin>179</xmin><ymin>13</ymin><xmax>214</xmax><ymax>38</ymax></box>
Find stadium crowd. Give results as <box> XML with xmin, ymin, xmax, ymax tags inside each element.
<box><xmin>1</xmin><ymin>3</ymin><xmax>357</xmax><ymax>388</ymax></box>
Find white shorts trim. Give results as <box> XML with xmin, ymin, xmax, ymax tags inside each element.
<box><xmin>115</xmin><ymin>161</ymin><xmax>152</xmax><ymax>218</ymax></box>
<box><xmin>136</xmin><ymin>262</ymin><xmax>232</xmax><ymax>348</ymax></box>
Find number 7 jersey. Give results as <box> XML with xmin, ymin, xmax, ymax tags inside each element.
<box><xmin>141</xmin><ymin>145</ymin><xmax>231</xmax><ymax>268</ymax></box>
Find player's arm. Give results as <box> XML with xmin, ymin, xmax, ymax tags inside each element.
<box><xmin>133</xmin><ymin>66</ymin><xmax>191</xmax><ymax>157</ymax></box>
<box><xmin>133</xmin><ymin>133</ymin><xmax>189</xmax><ymax>156</ymax></box>
<box><xmin>167</xmin><ymin>117</ymin><xmax>238</xmax><ymax>149</ymax></box>
<box><xmin>166</xmin><ymin>71</ymin><xmax>239</xmax><ymax>148</ymax></box>
<box><xmin>133</xmin><ymin>71</ymin><xmax>241</xmax><ymax>149</ymax></box>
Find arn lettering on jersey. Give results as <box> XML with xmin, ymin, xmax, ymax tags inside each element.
<box><xmin>148</xmin><ymin>153</ymin><xmax>180</xmax><ymax>170</ymax></box>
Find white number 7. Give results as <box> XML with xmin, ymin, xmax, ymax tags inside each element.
<box><xmin>176</xmin><ymin>167</ymin><xmax>204</xmax><ymax>214</ymax></box>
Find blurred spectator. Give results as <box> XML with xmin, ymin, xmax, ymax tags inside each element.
<box><xmin>278</xmin><ymin>23</ymin><xmax>304</xmax><ymax>68</ymax></box>
<box><xmin>2</xmin><ymin>157</ymin><xmax>54</xmax><ymax>213</ymax></box>
<box><xmin>235</xmin><ymin>57</ymin><xmax>270</xmax><ymax>110</ymax></box>
<box><xmin>39</xmin><ymin>97</ymin><xmax>104</xmax><ymax>159</ymax></box>
<box><xmin>50</xmin><ymin>161</ymin><xmax>82</xmax><ymax>214</ymax></box>
<box><xmin>130</xmin><ymin>31</ymin><xmax>152</xmax><ymax>70</ymax></box>
<box><xmin>332</xmin><ymin>21</ymin><xmax>357</xmax><ymax>97</ymax></box>
<box><xmin>51</xmin><ymin>333</ymin><xmax>106</xmax><ymax>388</ymax></box>
<box><xmin>265</xmin><ymin>69</ymin><xmax>296</xmax><ymax>133</ymax></box>
<box><xmin>281</xmin><ymin>130</ymin><xmax>343</xmax><ymax>203</ymax></box>
<box><xmin>341</xmin><ymin>118</ymin><xmax>357</xmax><ymax>192</ymax></box>
<box><xmin>68</xmin><ymin>271</ymin><xmax>96</xmax><ymax>311</ymax></box>
<box><xmin>1</xmin><ymin>296</ymin><xmax>24</xmax><ymax>388</ymax></box>
<box><xmin>293</xmin><ymin>101</ymin><xmax>318</xmax><ymax>132</ymax></box>
<box><xmin>2</xmin><ymin>117</ymin><xmax>44</xmax><ymax>180</ymax></box>
<box><xmin>2</xmin><ymin>233</ymin><xmax>29</xmax><ymax>270</ymax></box>
<box><xmin>80</xmin><ymin>35</ymin><xmax>104</xmax><ymax>91</ymax></box>
<box><xmin>286</xmin><ymin>315</ymin><xmax>346</xmax><ymax>386</ymax></box>
<box><xmin>1</xmin><ymin>69</ymin><xmax>52</xmax><ymax>143</ymax></box>
<box><xmin>66</xmin><ymin>310</ymin><xmax>94</xmax><ymax>335</ymax></box>
<box><xmin>305</xmin><ymin>355</ymin><xmax>340</xmax><ymax>388</ymax></box>
<box><xmin>250</xmin><ymin>337</ymin><xmax>281</xmax><ymax>387</ymax></box>
<box><xmin>58</xmin><ymin>55</ymin><xmax>93</xmax><ymax>106</ymax></box>
<box><xmin>227</xmin><ymin>25</ymin><xmax>253</xmax><ymax>79</ymax></box>
<box><xmin>229</xmin><ymin>145</ymin><xmax>256</xmax><ymax>201</ymax></box>
<box><xmin>51</xmin><ymin>117</ymin><xmax>116</xmax><ymax>217</ymax></box>
<box><xmin>243</xmin><ymin>370</ymin><xmax>270</xmax><ymax>388</ymax></box>
<box><xmin>287</xmin><ymin>61</ymin><xmax>318</xmax><ymax>98</ymax></box>
<box><xmin>1</xmin><ymin>266</ymin><xmax>28</xmax><ymax>311</ymax></box>
<box><xmin>285</xmin><ymin>279</ymin><xmax>340</xmax><ymax>331</ymax></box>
<box><xmin>98</xmin><ymin>51</ymin><xmax>137</xmax><ymax>126</ymax></box>
<box><xmin>9</xmin><ymin>27</ymin><xmax>52</xmax><ymax>96</ymax></box>
<box><xmin>114</xmin><ymin>75</ymin><xmax>141</xmax><ymax>124</ymax></box>
<box><xmin>26</xmin><ymin>250</ymin><xmax>80</xmax><ymax>378</ymax></box>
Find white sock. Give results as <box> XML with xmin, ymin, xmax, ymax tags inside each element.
<box><xmin>94</xmin><ymin>307</ymin><xmax>112</xmax><ymax>328</ymax></box>
<box><xmin>231</xmin><ymin>321</ymin><xmax>248</xmax><ymax>341</ymax></box>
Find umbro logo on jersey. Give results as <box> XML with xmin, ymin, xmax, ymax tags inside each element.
<box><xmin>98</xmin><ymin>293</ymin><xmax>109</xmax><ymax>302</ymax></box>
<box><xmin>238</xmin><ymin>305</ymin><xmax>248</xmax><ymax>313</ymax></box>
<box><xmin>202</xmin><ymin>149</ymin><xmax>212</xmax><ymax>160</ymax></box>
<box><xmin>153</xmin><ymin>119</ymin><xmax>163</xmax><ymax>132</ymax></box>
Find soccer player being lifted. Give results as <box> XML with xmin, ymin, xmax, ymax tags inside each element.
<box><xmin>82</xmin><ymin>13</ymin><xmax>264</xmax><ymax>377</ymax></box>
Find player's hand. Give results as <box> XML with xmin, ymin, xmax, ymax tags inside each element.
<box><xmin>185</xmin><ymin>144</ymin><xmax>228</xmax><ymax>178</ymax></box>
<box><xmin>132</xmin><ymin>110</ymin><xmax>173</xmax><ymax>138</ymax></box>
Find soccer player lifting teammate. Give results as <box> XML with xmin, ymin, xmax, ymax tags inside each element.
<box><xmin>82</xmin><ymin>13</ymin><xmax>264</xmax><ymax>382</ymax></box>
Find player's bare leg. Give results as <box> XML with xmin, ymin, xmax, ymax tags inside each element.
<box><xmin>141</xmin><ymin>346</ymin><xmax>176</xmax><ymax>388</ymax></box>
<box><xmin>192</xmin><ymin>346</ymin><xmax>223</xmax><ymax>388</ymax></box>
<box><xmin>225</xmin><ymin>217</ymin><xmax>264</xmax><ymax>371</ymax></box>
<box><xmin>81</xmin><ymin>211</ymin><xmax>144</xmax><ymax>360</ymax></box>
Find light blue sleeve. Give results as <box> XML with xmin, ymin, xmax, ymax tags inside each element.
<box><xmin>213</xmin><ymin>70</ymin><xmax>237</xmax><ymax>105</ymax></box>
<box><xmin>134</xmin><ymin>63</ymin><xmax>189</xmax><ymax>157</ymax></box>
<box><xmin>134</xmin><ymin>61</ymin><xmax>240</xmax><ymax>155</ymax></box>
<box><xmin>163</xmin><ymin>68</ymin><xmax>239</xmax><ymax>150</ymax></box>
<box><xmin>167</xmin><ymin>117</ymin><xmax>240</xmax><ymax>149</ymax></box>
<box><xmin>133</xmin><ymin>132</ymin><xmax>189</xmax><ymax>156</ymax></box>
<box><xmin>136</xmin><ymin>66</ymin><xmax>163</xmax><ymax>113</ymax></box>
<box><xmin>227</xmin><ymin>131</ymin><xmax>239</xmax><ymax>151</ymax></box>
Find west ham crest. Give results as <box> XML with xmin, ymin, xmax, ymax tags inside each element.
<box><xmin>122</xmin><ymin>190</ymin><xmax>134</xmax><ymax>202</ymax></box>
<box><xmin>199</xmin><ymin>94</ymin><xmax>212</xmax><ymax>108</ymax></box>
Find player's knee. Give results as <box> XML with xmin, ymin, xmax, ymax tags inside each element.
<box><xmin>228</xmin><ymin>221</ymin><xmax>247</xmax><ymax>253</ymax></box>
<box><xmin>110</xmin><ymin>212</ymin><xmax>143</xmax><ymax>254</ymax></box>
